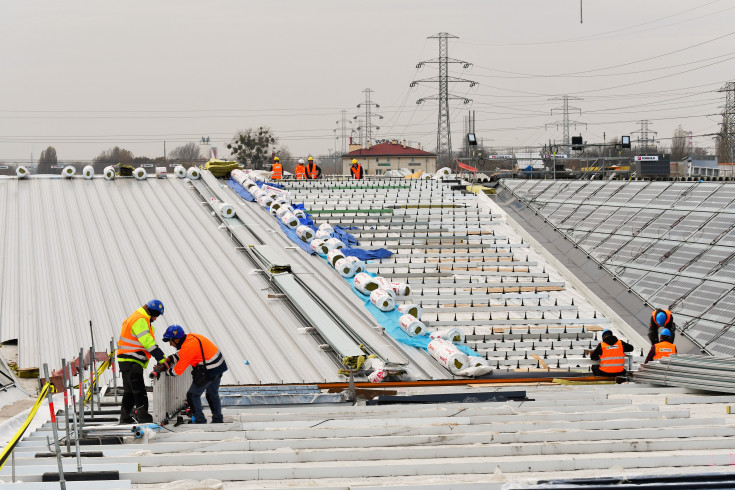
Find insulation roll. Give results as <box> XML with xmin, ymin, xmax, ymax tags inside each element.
<box><xmin>82</xmin><ymin>165</ymin><xmax>94</xmax><ymax>179</ymax></box>
<box><xmin>231</xmin><ymin>169</ymin><xmax>248</xmax><ymax>185</ymax></box>
<box><xmin>270</xmin><ymin>199</ymin><xmax>288</xmax><ymax>213</ymax></box>
<box><xmin>133</xmin><ymin>167</ymin><xmax>147</xmax><ymax>180</ymax></box>
<box><xmin>397</xmin><ymin>303</ymin><xmax>422</xmax><ymax>319</ymax></box>
<box><xmin>318</xmin><ymin>223</ymin><xmax>334</xmax><ymax>232</ymax></box>
<box><xmin>344</xmin><ymin>256</ymin><xmax>364</xmax><ymax>273</ymax></box>
<box><xmin>174</xmin><ymin>165</ymin><xmax>187</xmax><ymax>178</ymax></box>
<box><xmin>292</xmin><ymin>209</ymin><xmax>307</xmax><ymax>219</ymax></box>
<box><xmin>434</xmin><ymin>167</ymin><xmax>452</xmax><ymax>179</ymax></box>
<box><xmin>103</xmin><ymin>166</ymin><xmax>115</xmax><ymax>180</ymax></box>
<box><xmin>15</xmin><ymin>166</ymin><xmax>29</xmax><ymax>179</ymax></box>
<box><xmin>325</xmin><ymin>237</ymin><xmax>345</xmax><ymax>251</ymax></box>
<box><xmin>296</xmin><ymin>225</ymin><xmax>315</xmax><ymax>243</ymax></box>
<box><xmin>254</xmin><ymin>189</ymin><xmax>267</xmax><ymax>201</ymax></box>
<box><xmin>370</xmin><ymin>288</ymin><xmax>395</xmax><ymax>312</ymax></box>
<box><xmin>187</xmin><ymin>167</ymin><xmax>201</xmax><ymax>180</ymax></box>
<box><xmin>388</xmin><ymin>282</ymin><xmax>411</xmax><ymax>296</ymax></box>
<box><xmin>398</xmin><ymin>314</ymin><xmax>426</xmax><ymax>337</ymax></box>
<box><xmin>327</xmin><ymin>249</ymin><xmax>345</xmax><ymax>267</ymax></box>
<box><xmin>245</xmin><ymin>181</ymin><xmax>258</xmax><ymax>193</ymax></box>
<box><xmin>468</xmin><ymin>356</ymin><xmax>490</xmax><ymax>367</ymax></box>
<box><xmin>430</xmin><ymin>327</ymin><xmax>466</xmax><ymax>344</ymax></box>
<box><xmin>258</xmin><ymin>194</ymin><xmax>274</xmax><ymax>208</ymax></box>
<box><xmin>354</xmin><ymin>272</ymin><xmax>380</xmax><ymax>295</ymax></box>
<box><xmin>280</xmin><ymin>211</ymin><xmax>299</xmax><ymax>229</ymax></box>
<box><xmin>62</xmin><ymin>165</ymin><xmax>76</xmax><ymax>178</ymax></box>
<box><xmin>334</xmin><ymin>257</ymin><xmax>357</xmax><ymax>278</ymax></box>
<box><xmin>310</xmin><ymin>238</ymin><xmax>329</xmax><ymax>256</ymax></box>
<box><xmin>155</xmin><ymin>167</ymin><xmax>167</xmax><ymax>179</ymax></box>
<box><xmin>276</xmin><ymin>205</ymin><xmax>294</xmax><ymax>220</ymax></box>
<box><xmin>218</xmin><ymin>203</ymin><xmax>236</xmax><ymax>218</ymax></box>
<box><xmin>367</xmin><ymin>370</ymin><xmax>387</xmax><ymax>383</ymax></box>
<box><xmin>315</xmin><ymin>229</ymin><xmax>333</xmax><ymax>240</ymax></box>
<box><xmin>428</xmin><ymin>339</ymin><xmax>469</xmax><ymax>375</ymax></box>
<box><xmin>374</xmin><ymin>277</ymin><xmax>397</xmax><ymax>299</ymax></box>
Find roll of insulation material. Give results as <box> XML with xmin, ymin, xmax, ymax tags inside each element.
<box><xmin>315</xmin><ymin>229</ymin><xmax>333</xmax><ymax>240</ymax></box>
<box><xmin>344</xmin><ymin>256</ymin><xmax>364</xmax><ymax>273</ymax></box>
<box><xmin>388</xmin><ymin>282</ymin><xmax>411</xmax><ymax>296</ymax></box>
<box><xmin>103</xmin><ymin>166</ymin><xmax>115</xmax><ymax>180</ymax></box>
<box><xmin>187</xmin><ymin>167</ymin><xmax>201</xmax><ymax>180</ymax></box>
<box><xmin>327</xmin><ymin>249</ymin><xmax>345</xmax><ymax>267</ymax></box>
<box><xmin>370</xmin><ymin>288</ymin><xmax>395</xmax><ymax>312</ymax></box>
<box><xmin>62</xmin><ymin>165</ymin><xmax>76</xmax><ymax>178</ymax></box>
<box><xmin>310</xmin><ymin>238</ymin><xmax>329</xmax><ymax>255</ymax></box>
<box><xmin>276</xmin><ymin>205</ymin><xmax>294</xmax><ymax>220</ymax></box>
<box><xmin>280</xmin><ymin>211</ymin><xmax>299</xmax><ymax>229</ymax></box>
<box><xmin>82</xmin><ymin>165</ymin><xmax>94</xmax><ymax>179</ymax></box>
<box><xmin>434</xmin><ymin>167</ymin><xmax>452</xmax><ymax>179</ymax></box>
<box><xmin>231</xmin><ymin>169</ymin><xmax>248</xmax><ymax>185</ymax></box>
<box><xmin>258</xmin><ymin>195</ymin><xmax>274</xmax><ymax>208</ymax></box>
<box><xmin>292</xmin><ymin>209</ymin><xmax>307</xmax><ymax>219</ymax></box>
<box><xmin>296</xmin><ymin>225</ymin><xmax>315</xmax><ymax>243</ymax></box>
<box><xmin>245</xmin><ymin>181</ymin><xmax>258</xmax><ymax>193</ymax></box>
<box><xmin>367</xmin><ymin>370</ymin><xmax>387</xmax><ymax>383</ymax></box>
<box><xmin>354</xmin><ymin>272</ymin><xmax>380</xmax><ymax>295</ymax></box>
<box><xmin>318</xmin><ymin>223</ymin><xmax>334</xmax><ymax>232</ymax></box>
<box><xmin>334</xmin><ymin>257</ymin><xmax>357</xmax><ymax>278</ymax></box>
<box><xmin>133</xmin><ymin>167</ymin><xmax>147</xmax><ymax>180</ymax></box>
<box><xmin>428</xmin><ymin>339</ymin><xmax>469</xmax><ymax>375</ymax></box>
<box><xmin>174</xmin><ymin>165</ymin><xmax>187</xmax><ymax>178</ymax></box>
<box><xmin>468</xmin><ymin>356</ymin><xmax>490</xmax><ymax>367</ymax></box>
<box><xmin>397</xmin><ymin>303</ymin><xmax>422</xmax><ymax>320</ymax></box>
<box><xmin>430</xmin><ymin>327</ymin><xmax>465</xmax><ymax>344</ymax></box>
<box><xmin>218</xmin><ymin>203</ymin><xmax>236</xmax><ymax>218</ymax></box>
<box><xmin>398</xmin><ymin>314</ymin><xmax>426</xmax><ymax>337</ymax></box>
<box><xmin>270</xmin><ymin>199</ymin><xmax>287</xmax><ymax>212</ymax></box>
<box><xmin>374</xmin><ymin>277</ymin><xmax>396</xmax><ymax>299</ymax></box>
<box><xmin>325</xmin><ymin>237</ymin><xmax>345</xmax><ymax>251</ymax></box>
<box><xmin>15</xmin><ymin>166</ymin><xmax>29</xmax><ymax>178</ymax></box>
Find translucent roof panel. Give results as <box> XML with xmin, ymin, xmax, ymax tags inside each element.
<box><xmin>573</xmin><ymin>182</ymin><xmax>605</xmax><ymax>203</ymax></box>
<box><xmin>588</xmin><ymin>234</ymin><xmax>632</xmax><ymax>261</ymax></box>
<box><xmin>593</xmin><ymin>207</ymin><xmax>639</xmax><ymax>234</ymax></box>
<box><xmin>575</xmin><ymin>207</ymin><xmax>615</xmax><ymax>232</ymax></box>
<box><xmin>627</xmin><ymin>182</ymin><xmax>666</xmax><ymax>206</ymax></box>
<box><xmin>657</xmin><ymin>243</ymin><xmax>709</xmax><ymax>273</ymax></box>
<box><xmin>548</xmin><ymin>203</ymin><xmax>582</xmax><ymax>226</ymax></box>
<box><xmin>667</xmin><ymin>212</ymin><xmax>717</xmax><ymax>242</ymax></box>
<box><xmin>605</xmin><ymin>182</ymin><xmax>648</xmax><ymax>205</ymax></box>
<box><xmin>681</xmin><ymin>245</ymin><xmax>733</xmax><ymax>276</ymax></box>
<box><xmin>678</xmin><ymin>182</ymin><xmax>720</xmax><ymax>207</ymax></box>
<box><xmin>695</xmin><ymin>214</ymin><xmax>735</xmax><ymax>244</ymax></box>
<box><xmin>608</xmin><ymin>237</ymin><xmax>656</xmax><ymax>265</ymax></box>
<box><xmin>624</xmin><ymin>209</ymin><xmax>666</xmax><ymax>237</ymax></box>
<box><xmin>677</xmin><ymin>281</ymin><xmax>732</xmax><ymax>318</ymax></box>
<box><xmin>637</xmin><ymin>210</ymin><xmax>689</xmax><ymax>239</ymax></box>
<box><xmin>558</xmin><ymin>205</ymin><xmax>598</xmax><ymax>229</ymax></box>
<box><xmin>630</xmin><ymin>271</ymin><xmax>669</xmax><ymax>299</ymax></box>
<box><xmin>630</xmin><ymin>240</ymin><xmax>679</xmax><ymax>269</ymax></box>
<box><xmin>584</xmin><ymin>181</ymin><xmax>625</xmax><ymax>204</ymax></box>
<box><xmin>649</xmin><ymin>276</ymin><xmax>701</xmax><ymax>310</ymax></box>
<box><xmin>698</xmin><ymin>184</ymin><xmax>735</xmax><ymax>210</ymax></box>
<box><xmin>703</xmin><ymin>289</ymin><xmax>735</xmax><ymax>324</ymax></box>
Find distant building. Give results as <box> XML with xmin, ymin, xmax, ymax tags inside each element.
<box><xmin>671</xmin><ymin>155</ymin><xmax>719</xmax><ymax>178</ymax></box>
<box><xmin>342</xmin><ymin>140</ymin><xmax>436</xmax><ymax>176</ymax></box>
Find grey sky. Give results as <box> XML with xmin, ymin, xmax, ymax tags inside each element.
<box><xmin>1</xmin><ymin>0</ymin><xmax>732</xmax><ymax>162</ymax></box>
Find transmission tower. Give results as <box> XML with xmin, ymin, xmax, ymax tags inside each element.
<box><xmin>355</xmin><ymin>88</ymin><xmax>382</xmax><ymax>147</ymax></box>
<box><xmin>334</xmin><ymin>109</ymin><xmax>351</xmax><ymax>155</ymax></box>
<box><xmin>411</xmin><ymin>32</ymin><xmax>477</xmax><ymax>163</ymax></box>
<box><xmin>547</xmin><ymin>95</ymin><xmax>585</xmax><ymax>154</ymax></box>
<box><xmin>632</xmin><ymin>120</ymin><xmax>657</xmax><ymax>154</ymax></box>
<box><xmin>720</xmin><ymin>82</ymin><xmax>735</xmax><ymax>163</ymax></box>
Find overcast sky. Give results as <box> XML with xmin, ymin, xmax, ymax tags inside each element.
<box><xmin>1</xmin><ymin>0</ymin><xmax>733</xmax><ymax>162</ymax></box>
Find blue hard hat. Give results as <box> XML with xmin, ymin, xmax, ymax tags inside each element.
<box><xmin>162</xmin><ymin>324</ymin><xmax>185</xmax><ymax>341</ymax></box>
<box><xmin>660</xmin><ymin>328</ymin><xmax>671</xmax><ymax>337</ymax></box>
<box><xmin>146</xmin><ymin>299</ymin><xmax>164</xmax><ymax>316</ymax></box>
<box><xmin>655</xmin><ymin>311</ymin><xmax>668</xmax><ymax>327</ymax></box>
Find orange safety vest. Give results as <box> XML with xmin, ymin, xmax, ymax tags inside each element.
<box><xmin>350</xmin><ymin>164</ymin><xmax>363</xmax><ymax>179</ymax></box>
<box><xmin>651</xmin><ymin>309</ymin><xmax>672</xmax><ymax>327</ymax></box>
<box><xmin>271</xmin><ymin>162</ymin><xmax>283</xmax><ymax>180</ymax></box>
<box><xmin>172</xmin><ymin>333</ymin><xmax>227</xmax><ymax>377</ymax></box>
<box><xmin>306</xmin><ymin>163</ymin><xmax>319</xmax><ymax>179</ymax></box>
<box><xmin>295</xmin><ymin>164</ymin><xmax>306</xmax><ymax>180</ymax></box>
<box><xmin>117</xmin><ymin>307</ymin><xmax>154</xmax><ymax>365</ymax></box>
<box><xmin>653</xmin><ymin>341</ymin><xmax>677</xmax><ymax>360</ymax></box>
<box><xmin>599</xmin><ymin>340</ymin><xmax>625</xmax><ymax>373</ymax></box>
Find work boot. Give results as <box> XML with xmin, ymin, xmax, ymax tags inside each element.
<box><xmin>119</xmin><ymin>407</ymin><xmax>134</xmax><ymax>425</ymax></box>
<box><xmin>132</xmin><ymin>406</ymin><xmax>153</xmax><ymax>423</ymax></box>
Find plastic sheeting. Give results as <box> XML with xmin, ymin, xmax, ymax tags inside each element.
<box><xmin>341</xmin><ymin>247</ymin><xmax>393</xmax><ymax>260</ymax></box>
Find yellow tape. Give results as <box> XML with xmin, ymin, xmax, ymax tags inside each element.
<box><xmin>0</xmin><ymin>382</ymin><xmax>51</xmax><ymax>472</ymax></box>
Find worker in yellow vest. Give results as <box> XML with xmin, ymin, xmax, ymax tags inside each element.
<box><xmin>117</xmin><ymin>299</ymin><xmax>167</xmax><ymax>423</ymax></box>
<box><xmin>271</xmin><ymin>157</ymin><xmax>283</xmax><ymax>180</ymax></box>
<box><xmin>644</xmin><ymin>329</ymin><xmax>677</xmax><ymax>363</ymax></box>
<box><xmin>590</xmin><ymin>329</ymin><xmax>634</xmax><ymax>376</ymax></box>
<box><xmin>350</xmin><ymin>159</ymin><xmax>364</xmax><ymax>179</ymax></box>
<box><xmin>294</xmin><ymin>159</ymin><xmax>306</xmax><ymax>180</ymax></box>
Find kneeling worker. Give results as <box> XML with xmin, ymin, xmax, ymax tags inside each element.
<box><xmin>154</xmin><ymin>325</ymin><xmax>228</xmax><ymax>423</ymax></box>
<box><xmin>644</xmin><ymin>329</ymin><xmax>677</xmax><ymax>364</ymax></box>
<box><xmin>590</xmin><ymin>329</ymin><xmax>635</xmax><ymax>377</ymax></box>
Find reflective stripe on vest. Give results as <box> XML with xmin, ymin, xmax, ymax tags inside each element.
<box><xmin>295</xmin><ymin>165</ymin><xmax>306</xmax><ymax>179</ymax></box>
<box><xmin>599</xmin><ymin>340</ymin><xmax>625</xmax><ymax>373</ymax></box>
<box><xmin>117</xmin><ymin>307</ymin><xmax>154</xmax><ymax>363</ymax></box>
<box><xmin>306</xmin><ymin>164</ymin><xmax>318</xmax><ymax>179</ymax></box>
<box><xmin>350</xmin><ymin>164</ymin><xmax>363</xmax><ymax>179</ymax></box>
<box><xmin>654</xmin><ymin>341</ymin><xmax>677</xmax><ymax>360</ymax></box>
<box><xmin>271</xmin><ymin>163</ymin><xmax>282</xmax><ymax>179</ymax></box>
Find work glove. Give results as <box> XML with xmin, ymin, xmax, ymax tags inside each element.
<box><xmin>149</xmin><ymin>371</ymin><xmax>160</xmax><ymax>380</ymax></box>
<box><xmin>153</xmin><ymin>358</ymin><xmax>171</xmax><ymax>374</ymax></box>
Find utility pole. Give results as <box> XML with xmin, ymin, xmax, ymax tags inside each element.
<box><xmin>335</xmin><ymin>109</ymin><xmax>350</xmax><ymax>155</ymax></box>
<box><xmin>356</xmin><ymin>88</ymin><xmax>382</xmax><ymax>148</ymax></box>
<box><xmin>412</xmin><ymin>32</ymin><xmax>477</xmax><ymax>167</ymax></box>
<box><xmin>720</xmin><ymin>82</ymin><xmax>735</xmax><ymax>163</ymax></box>
<box><xmin>548</xmin><ymin>95</ymin><xmax>585</xmax><ymax>156</ymax></box>
<box><xmin>632</xmin><ymin>120</ymin><xmax>657</xmax><ymax>154</ymax></box>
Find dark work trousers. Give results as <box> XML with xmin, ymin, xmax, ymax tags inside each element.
<box><xmin>592</xmin><ymin>365</ymin><xmax>624</xmax><ymax>377</ymax></box>
<box><xmin>119</xmin><ymin>362</ymin><xmax>148</xmax><ymax>417</ymax></box>
<box><xmin>186</xmin><ymin>373</ymin><xmax>223</xmax><ymax>423</ymax></box>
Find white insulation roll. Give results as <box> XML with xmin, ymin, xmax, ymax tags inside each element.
<box><xmin>15</xmin><ymin>166</ymin><xmax>29</xmax><ymax>178</ymax></box>
<box><xmin>318</xmin><ymin>223</ymin><xmax>334</xmax><ymax>232</ymax></box>
<box><xmin>370</xmin><ymin>289</ymin><xmax>395</xmax><ymax>312</ymax></box>
<box><xmin>310</xmin><ymin>238</ymin><xmax>329</xmax><ymax>256</ymax></box>
<box><xmin>280</xmin><ymin>211</ymin><xmax>299</xmax><ymax>229</ymax></box>
<box><xmin>62</xmin><ymin>165</ymin><xmax>76</xmax><ymax>178</ymax></box>
<box><xmin>327</xmin><ymin>249</ymin><xmax>345</xmax><ymax>267</ymax></box>
<box><xmin>354</xmin><ymin>272</ymin><xmax>380</xmax><ymax>295</ymax></box>
<box><xmin>334</xmin><ymin>257</ymin><xmax>357</xmax><ymax>278</ymax></box>
<box><xmin>218</xmin><ymin>203</ymin><xmax>236</xmax><ymax>218</ymax></box>
<box><xmin>375</xmin><ymin>277</ymin><xmax>397</xmax><ymax>299</ymax></box>
<box><xmin>344</xmin><ymin>256</ymin><xmax>364</xmax><ymax>273</ymax></box>
<box><xmin>103</xmin><ymin>166</ymin><xmax>115</xmax><ymax>180</ymax></box>
<box><xmin>292</xmin><ymin>209</ymin><xmax>307</xmax><ymax>219</ymax></box>
<box><xmin>397</xmin><ymin>303</ymin><xmax>422</xmax><ymax>320</ymax></box>
<box><xmin>187</xmin><ymin>167</ymin><xmax>201</xmax><ymax>180</ymax></box>
<box><xmin>315</xmin><ymin>229</ymin><xmax>333</xmax><ymax>240</ymax></box>
<box><xmin>388</xmin><ymin>282</ymin><xmax>411</xmax><ymax>296</ymax></box>
<box><xmin>434</xmin><ymin>166</ymin><xmax>452</xmax><ymax>179</ymax></box>
<box><xmin>428</xmin><ymin>339</ymin><xmax>469</xmax><ymax>375</ymax></box>
<box><xmin>174</xmin><ymin>165</ymin><xmax>187</xmax><ymax>179</ymax></box>
<box><xmin>398</xmin><ymin>314</ymin><xmax>426</xmax><ymax>337</ymax></box>
<box><xmin>430</xmin><ymin>327</ymin><xmax>466</xmax><ymax>344</ymax></box>
<box><xmin>325</xmin><ymin>237</ymin><xmax>345</xmax><ymax>251</ymax></box>
<box><xmin>258</xmin><ymin>194</ymin><xmax>273</xmax><ymax>208</ymax></box>
<box><xmin>296</xmin><ymin>225</ymin><xmax>314</xmax><ymax>243</ymax></box>
<box><xmin>82</xmin><ymin>165</ymin><xmax>94</xmax><ymax>179</ymax></box>
<box><xmin>468</xmin><ymin>356</ymin><xmax>490</xmax><ymax>367</ymax></box>
<box><xmin>367</xmin><ymin>370</ymin><xmax>387</xmax><ymax>383</ymax></box>
<box><xmin>133</xmin><ymin>167</ymin><xmax>147</xmax><ymax>180</ymax></box>
<box><xmin>231</xmin><ymin>169</ymin><xmax>248</xmax><ymax>185</ymax></box>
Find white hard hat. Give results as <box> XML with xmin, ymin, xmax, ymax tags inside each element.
<box><xmin>298</xmin><ymin>159</ymin><xmax>305</xmax><ymax>164</ymax></box>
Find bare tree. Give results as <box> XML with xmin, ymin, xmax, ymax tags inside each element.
<box><xmin>36</xmin><ymin>146</ymin><xmax>58</xmax><ymax>174</ymax></box>
<box><xmin>671</xmin><ymin>125</ymin><xmax>688</xmax><ymax>161</ymax></box>
<box><xmin>227</xmin><ymin>127</ymin><xmax>276</xmax><ymax>169</ymax></box>
<box><xmin>94</xmin><ymin>146</ymin><xmax>135</xmax><ymax>165</ymax></box>
<box><xmin>169</xmin><ymin>142</ymin><xmax>202</xmax><ymax>162</ymax></box>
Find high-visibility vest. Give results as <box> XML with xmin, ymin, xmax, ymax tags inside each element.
<box><xmin>295</xmin><ymin>164</ymin><xmax>306</xmax><ymax>180</ymax></box>
<box><xmin>653</xmin><ymin>341</ymin><xmax>677</xmax><ymax>360</ymax></box>
<box><xmin>599</xmin><ymin>340</ymin><xmax>625</xmax><ymax>373</ymax></box>
<box><xmin>306</xmin><ymin>163</ymin><xmax>319</xmax><ymax>179</ymax></box>
<box><xmin>171</xmin><ymin>333</ymin><xmax>227</xmax><ymax>377</ymax></box>
<box><xmin>651</xmin><ymin>309</ymin><xmax>672</xmax><ymax>327</ymax></box>
<box><xmin>117</xmin><ymin>307</ymin><xmax>155</xmax><ymax>366</ymax></box>
<box><xmin>350</xmin><ymin>164</ymin><xmax>363</xmax><ymax>179</ymax></box>
<box><xmin>271</xmin><ymin>162</ymin><xmax>283</xmax><ymax>179</ymax></box>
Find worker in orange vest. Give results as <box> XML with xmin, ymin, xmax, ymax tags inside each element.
<box><xmin>271</xmin><ymin>157</ymin><xmax>283</xmax><ymax>180</ymax></box>
<box><xmin>644</xmin><ymin>329</ymin><xmax>677</xmax><ymax>363</ymax></box>
<box><xmin>294</xmin><ymin>159</ymin><xmax>306</xmax><ymax>180</ymax></box>
<box><xmin>117</xmin><ymin>299</ymin><xmax>167</xmax><ymax>423</ymax></box>
<box><xmin>350</xmin><ymin>159</ymin><xmax>364</xmax><ymax>179</ymax></box>
<box><xmin>154</xmin><ymin>325</ymin><xmax>229</xmax><ymax>424</ymax></box>
<box><xmin>305</xmin><ymin>156</ymin><xmax>321</xmax><ymax>179</ymax></box>
<box><xmin>589</xmin><ymin>329</ymin><xmax>634</xmax><ymax>376</ymax></box>
<box><xmin>648</xmin><ymin>308</ymin><xmax>675</xmax><ymax>345</ymax></box>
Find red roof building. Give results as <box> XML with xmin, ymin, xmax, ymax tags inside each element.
<box><xmin>341</xmin><ymin>140</ymin><xmax>436</xmax><ymax>176</ymax></box>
